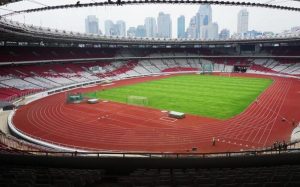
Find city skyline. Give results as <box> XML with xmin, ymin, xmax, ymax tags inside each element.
<box><xmin>69</xmin><ymin>8</ymin><xmax>300</xmax><ymax>39</ymax></box>
<box><xmin>3</xmin><ymin>1</ymin><xmax>299</xmax><ymax>38</ymax></box>
<box><xmin>88</xmin><ymin>5</ymin><xmax>248</xmax><ymax>39</ymax></box>
<box><xmin>87</xmin><ymin>4</ymin><xmax>298</xmax><ymax>39</ymax></box>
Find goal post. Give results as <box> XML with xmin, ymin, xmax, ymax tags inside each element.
<box><xmin>201</xmin><ymin>62</ymin><xmax>213</xmax><ymax>74</ymax></box>
<box><xmin>127</xmin><ymin>96</ymin><xmax>149</xmax><ymax>106</ymax></box>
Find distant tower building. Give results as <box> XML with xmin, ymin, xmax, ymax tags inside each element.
<box><xmin>186</xmin><ymin>16</ymin><xmax>197</xmax><ymax>39</ymax></box>
<box><xmin>219</xmin><ymin>29</ymin><xmax>230</xmax><ymax>39</ymax></box>
<box><xmin>144</xmin><ymin>17</ymin><xmax>157</xmax><ymax>38</ymax></box>
<box><xmin>201</xmin><ymin>22</ymin><xmax>218</xmax><ymax>40</ymax></box>
<box><xmin>210</xmin><ymin>22</ymin><xmax>219</xmax><ymax>39</ymax></box>
<box><xmin>199</xmin><ymin>4</ymin><xmax>212</xmax><ymax>26</ymax></box>
<box><xmin>127</xmin><ymin>27</ymin><xmax>136</xmax><ymax>37</ymax></box>
<box><xmin>177</xmin><ymin>15</ymin><xmax>185</xmax><ymax>38</ymax></box>
<box><xmin>85</xmin><ymin>15</ymin><xmax>99</xmax><ymax>34</ymax></box>
<box><xmin>136</xmin><ymin>25</ymin><xmax>146</xmax><ymax>37</ymax></box>
<box><xmin>197</xmin><ymin>4</ymin><xmax>212</xmax><ymax>38</ymax></box>
<box><xmin>157</xmin><ymin>12</ymin><xmax>172</xmax><ymax>38</ymax></box>
<box><xmin>116</xmin><ymin>20</ymin><xmax>126</xmax><ymax>37</ymax></box>
<box><xmin>237</xmin><ymin>9</ymin><xmax>249</xmax><ymax>36</ymax></box>
<box><xmin>105</xmin><ymin>20</ymin><xmax>115</xmax><ymax>36</ymax></box>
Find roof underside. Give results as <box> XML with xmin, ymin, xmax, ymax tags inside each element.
<box><xmin>0</xmin><ymin>0</ymin><xmax>22</xmax><ymax>6</ymax></box>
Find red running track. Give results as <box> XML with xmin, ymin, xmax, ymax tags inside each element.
<box><xmin>13</xmin><ymin>74</ymin><xmax>300</xmax><ymax>153</ymax></box>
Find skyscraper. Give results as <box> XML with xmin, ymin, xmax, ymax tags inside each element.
<box><xmin>105</xmin><ymin>20</ymin><xmax>126</xmax><ymax>37</ymax></box>
<box><xmin>186</xmin><ymin>16</ymin><xmax>197</xmax><ymax>39</ymax></box>
<box><xmin>237</xmin><ymin>9</ymin><xmax>249</xmax><ymax>36</ymax></box>
<box><xmin>85</xmin><ymin>15</ymin><xmax>99</xmax><ymax>34</ymax></box>
<box><xmin>157</xmin><ymin>12</ymin><xmax>172</xmax><ymax>38</ymax></box>
<box><xmin>198</xmin><ymin>5</ymin><xmax>212</xmax><ymax>26</ymax></box>
<box><xmin>105</xmin><ymin>20</ymin><xmax>115</xmax><ymax>36</ymax></box>
<box><xmin>200</xmin><ymin>22</ymin><xmax>219</xmax><ymax>40</ymax></box>
<box><xmin>197</xmin><ymin>4</ymin><xmax>212</xmax><ymax>38</ymax></box>
<box><xmin>136</xmin><ymin>25</ymin><xmax>146</xmax><ymax>37</ymax></box>
<box><xmin>177</xmin><ymin>15</ymin><xmax>185</xmax><ymax>38</ymax></box>
<box><xmin>116</xmin><ymin>20</ymin><xmax>126</xmax><ymax>37</ymax></box>
<box><xmin>144</xmin><ymin>17</ymin><xmax>157</xmax><ymax>38</ymax></box>
<box><xmin>127</xmin><ymin>27</ymin><xmax>136</xmax><ymax>37</ymax></box>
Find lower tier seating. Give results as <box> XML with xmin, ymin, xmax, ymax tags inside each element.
<box><xmin>0</xmin><ymin>164</ymin><xmax>300</xmax><ymax>187</ymax></box>
<box><xmin>0</xmin><ymin>57</ymin><xmax>299</xmax><ymax>101</ymax></box>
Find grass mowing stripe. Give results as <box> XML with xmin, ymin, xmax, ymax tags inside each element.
<box><xmin>85</xmin><ymin>75</ymin><xmax>272</xmax><ymax>119</ymax></box>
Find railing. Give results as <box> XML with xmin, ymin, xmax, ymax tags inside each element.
<box><xmin>1</xmin><ymin>141</ymin><xmax>300</xmax><ymax>159</ymax></box>
<box><xmin>0</xmin><ymin>131</ymin><xmax>51</xmax><ymax>153</ymax></box>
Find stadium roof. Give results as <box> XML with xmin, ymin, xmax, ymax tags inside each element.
<box><xmin>0</xmin><ymin>0</ymin><xmax>299</xmax><ymax>46</ymax></box>
<box><xmin>0</xmin><ymin>0</ymin><xmax>22</xmax><ymax>6</ymax></box>
<box><xmin>1</xmin><ymin>0</ymin><xmax>299</xmax><ymax>16</ymax></box>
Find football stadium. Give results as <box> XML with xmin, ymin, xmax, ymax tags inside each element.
<box><xmin>0</xmin><ymin>0</ymin><xmax>300</xmax><ymax>186</ymax></box>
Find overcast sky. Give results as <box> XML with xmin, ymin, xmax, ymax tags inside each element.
<box><xmin>0</xmin><ymin>0</ymin><xmax>299</xmax><ymax>38</ymax></box>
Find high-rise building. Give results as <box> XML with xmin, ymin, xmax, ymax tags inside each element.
<box><xmin>105</xmin><ymin>20</ymin><xmax>126</xmax><ymax>37</ymax></box>
<box><xmin>116</xmin><ymin>20</ymin><xmax>126</xmax><ymax>37</ymax></box>
<box><xmin>144</xmin><ymin>17</ymin><xmax>157</xmax><ymax>38</ymax></box>
<box><xmin>200</xmin><ymin>22</ymin><xmax>218</xmax><ymax>40</ymax></box>
<box><xmin>177</xmin><ymin>15</ymin><xmax>185</xmax><ymax>38</ymax></box>
<box><xmin>127</xmin><ymin>27</ymin><xmax>136</xmax><ymax>37</ymax></box>
<box><xmin>186</xmin><ymin>16</ymin><xmax>197</xmax><ymax>39</ymax></box>
<box><xmin>85</xmin><ymin>15</ymin><xmax>99</xmax><ymax>34</ymax></box>
<box><xmin>237</xmin><ymin>9</ymin><xmax>249</xmax><ymax>36</ymax></box>
<box><xmin>219</xmin><ymin>29</ymin><xmax>230</xmax><ymax>40</ymax></box>
<box><xmin>136</xmin><ymin>25</ymin><xmax>146</xmax><ymax>37</ymax></box>
<box><xmin>198</xmin><ymin>4</ymin><xmax>212</xmax><ymax>26</ymax></box>
<box><xmin>104</xmin><ymin>20</ymin><xmax>115</xmax><ymax>36</ymax></box>
<box><xmin>157</xmin><ymin>12</ymin><xmax>172</xmax><ymax>38</ymax></box>
<box><xmin>196</xmin><ymin>4</ymin><xmax>212</xmax><ymax>38</ymax></box>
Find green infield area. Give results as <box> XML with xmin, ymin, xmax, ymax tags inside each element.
<box><xmin>85</xmin><ymin>75</ymin><xmax>273</xmax><ymax>119</ymax></box>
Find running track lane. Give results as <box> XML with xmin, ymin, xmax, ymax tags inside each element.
<box><xmin>13</xmin><ymin>74</ymin><xmax>300</xmax><ymax>153</ymax></box>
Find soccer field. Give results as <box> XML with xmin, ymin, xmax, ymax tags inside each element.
<box><xmin>86</xmin><ymin>75</ymin><xmax>273</xmax><ymax>119</ymax></box>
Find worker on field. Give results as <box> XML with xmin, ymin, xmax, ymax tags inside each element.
<box><xmin>212</xmin><ymin>137</ymin><xmax>216</xmax><ymax>146</ymax></box>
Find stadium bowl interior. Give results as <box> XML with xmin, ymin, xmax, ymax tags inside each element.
<box><xmin>0</xmin><ymin>1</ymin><xmax>300</xmax><ymax>186</ymax></box>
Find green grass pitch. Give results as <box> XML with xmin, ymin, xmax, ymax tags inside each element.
<box><xmin>85</xmin><ymin>75</ymin><xmax>273</xmax><ymax>119</ymax></box>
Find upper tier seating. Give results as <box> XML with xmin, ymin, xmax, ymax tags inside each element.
<box><xmin>0</xmin><ymin>47</ymin><xmax>116</xmax><ymax>62</ymax></box>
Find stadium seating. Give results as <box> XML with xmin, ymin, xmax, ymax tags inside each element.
<box><xmin>0</xmin><ymin>47</ymin><xmax>116</xmax><ymax>63</ymax></box>
<box><xmin>248</xmin><ymin>59</ymin><xmax>300</xmax><ymax>76</ymax></box>
<box><xmin>1</xmin><ymin>148</ymin><xmax>300</xmax><ymax>187</ymax></box>
<box><xmin>1</xmin><ymin>52</ymin><xmax>299</xmax><ymax>102</ymax></box>
<box><xmin>117</xmin><ymin>166</ymin><xmax>300</xmax><ymax>186</ymax></box>
<box><xmin>0</xmin><ymin>165</ymin><xmax>104</xmax><ymax>187</ymax></box>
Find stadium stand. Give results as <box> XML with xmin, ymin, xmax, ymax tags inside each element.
<box><xmin>0</xmin><ymin>47</ymin><xmax>116</xmax><ymax>63</ymax></box>
<box><xmin>0</xmin><ymin>52</ymin><xmax>299</xmax><ymax>101</ymax></box>
<box><xmin>1</xmin><ymin>145</ymin><xmax>300</xmax><ymax>186</ymax></box>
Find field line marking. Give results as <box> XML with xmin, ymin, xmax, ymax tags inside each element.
<box><xmin>160</xmin><ymin>117</ymin><xmax>177</xmax><ymax>123</ymax></box>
